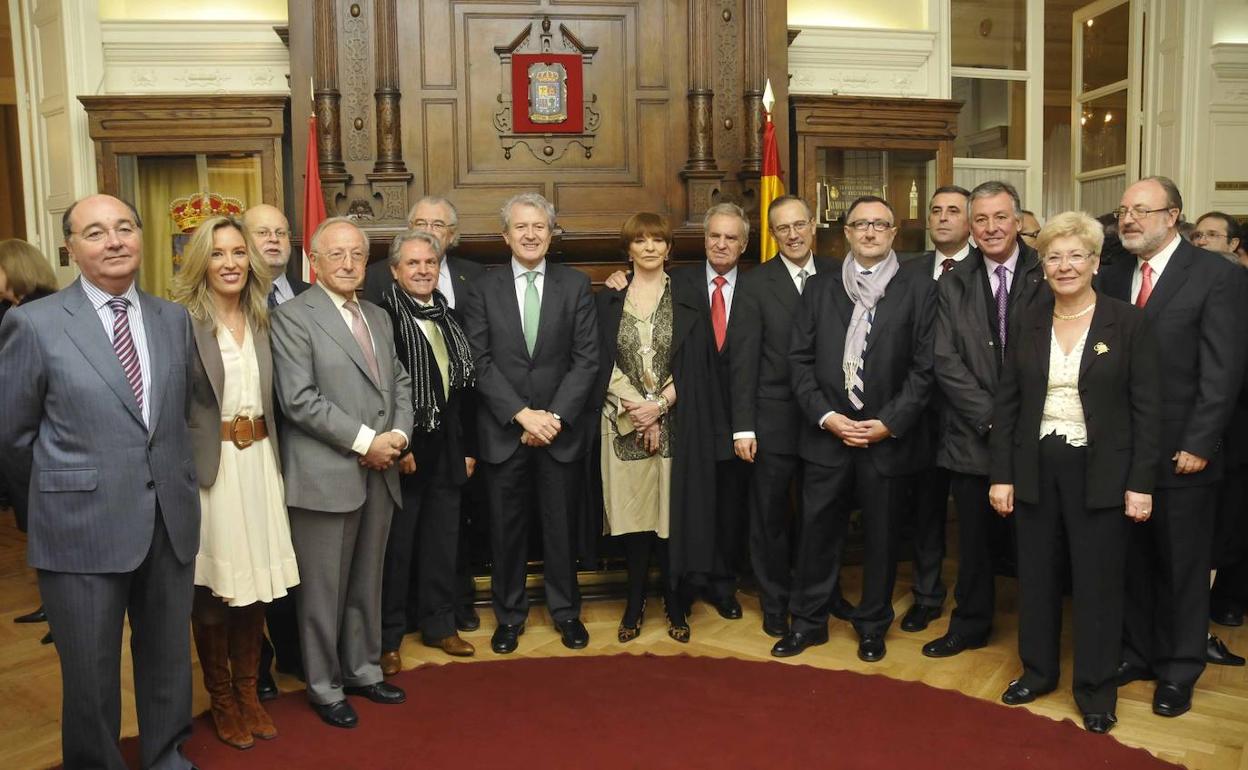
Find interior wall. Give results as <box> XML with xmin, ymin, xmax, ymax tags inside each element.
<box><xmin>99</xmin><ymin>0</ymin><xmax>286</xmax><ymax>21</ymax></box>
<box><xmin>789</xmin><ymin>0</ymin><xmax>929</xmax><ymax>30</ymax></box>
<box><xmin>0</xmin><ymin>0</ymin><xmax>23</xmax><ymax>240</ymax></box>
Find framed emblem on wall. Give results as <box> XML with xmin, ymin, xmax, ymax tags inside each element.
<box><xmin>511</xmin><ymin>53</ymin><xmax>584</xmax><ymax>134</ymax></box>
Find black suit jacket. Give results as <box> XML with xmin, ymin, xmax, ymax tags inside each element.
<box><xmin>362</xmin><ymin>254</ymin><xmax>484</xmax><ymax>320</ymax></box>
<box><xmin>934</xmin><ymin>240</ymin><xmax>1047</xmax><ymax>475</ymax></box>
<box><xmin>1097</xmin><ymin>238</ymin><xmax>1248</xmax><ymax>486</ymax></box>
<box><xmin>289</xmin><ymin>275</ymin><xmax>312</xmax><ymax>297</ymax></box>
<box><xmin>461</xmin><ymin>261</ymin><xmax>600</xmax><ymax>464</ymax></box>
<box><xmin>670</xmin><ymin>263</ymin><xmax>738</xmax><ymax>462</ymax></box>
<box><xmin>990</xmin><ymin>293</ymin><xmax>1162</xmax><ymax>508</ymax></box>
<box><xmin>728</xmin><ymin>255</ymin><xmax>839</xmax><ymax>455</ymax></box>
<box><xmin>900</xmin><ymin>251</ymin><xmax>960</xmax><ymax>469</ymax></box>
<box><xmin>789</xmin><ymin>261</ymin><xmax>937</xmax><ymax>475</ymax></box>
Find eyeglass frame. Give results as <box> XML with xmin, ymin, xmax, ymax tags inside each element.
<box><xmin>315</xmin><ymin>249</ymin><xmax>369</xmax><ymax>265</ymax></box>
<box><xmin>1041</xmin><ymin>252</ymin><xmax>1095</xmax><ymax>268</ymax></box>
<box><xmin>771</xmin><ymin>219</ymin><xmax>813</xmax><ymax>238</ymax></box>
<box><xmin>1112</xmin><ymin>206</ymin><xmax>1177</xmax><ymax>221</ymax></box>
<box><xmin>251</xmin><ymin>227</ymin><xmax>290</xmax><ymax>240</ymax></box>
<box><xmin>845</xmin><ymin>219</ymin><xmax>895</xmax><ymax>232</ymax></box>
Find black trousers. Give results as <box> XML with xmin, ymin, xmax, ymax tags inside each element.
<box><xmin>261</xmin><ymin>593</ymin><xmax>302</xmax><ymax>677</ymax></box>
<box><xmin>748</xmin><ymin>449</ymin><xmax>801</xmax><ymax>616</ymax></box>
<box><xmin>905</xmin><ymin>465</ymin><xmax>950</xmax><ymax>608</ymax></box>
<box><xmin>790</xmin><ymin>455</ymin><xmax>902</xmax><ymax>637</ymax></box>
<box><xmin>485</xmin><ymin>446</ymin><xmax>582</xmax><ymax>625</ymax></box>
<box><xmin>381</xmin><ymin>453</ymin><xmax>463</xmax><ymax>650</ymax></box>
<box><xmin>948</xmin><ymin>472</ymin><xmax>997</xmax><ymax>641</ymax></box>
<box><xmin>1123</xmin><ymin>484</ymin><xmax>1216</xmax><ymax>687</ymax></box>
<box><xmin>1015</xmin><ymin>436</ymin><xmax>1127</xmax><ymax>715</ymax></box>
<box><xmin>695</xmin><ymin>457</ymin><xmax>750</xmax><ymax>602</ymax></box>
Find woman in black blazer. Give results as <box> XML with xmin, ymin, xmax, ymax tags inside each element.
<box><xmin>989</xmin><ymin>211</ymin><xmax>1161</xmax><ymax>734</ymax></box>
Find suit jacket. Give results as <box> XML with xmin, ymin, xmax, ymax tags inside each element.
<box><xmin>0</xmin><ymin>279</ymin><xmax>200</xmax><ymax>572</ymax></box>
<box><xmin>900</xmin><ymin>250</ymin><xmax>959</xmax><ymax>469</ymax></box>
<box><xmin>989</xmin><ymin>293</ymin><xmax>1162</xmax><ymax>508</ymax></box>
<box><xmin>670</xmin><ymin>263</ymin><xmax>738</xmax><ymax>461</ymax></box>
<box><xmin>789</xmin><ymin>261</ymin><xmax>937</xmax><ymax>475</ymax></box>
<box><xmin>270</xmin><ymin>284</ymin><xmax>415</xmax><ymax>511</ymax></box>
<box><xmin>1097</xmin><ymin>238</ymin><xmax>1248</xmax><ymax>487</ymax></box>
<box><xmin>187</xmin><ymin>316</ymin><xmax>281</xmax><ymax>487</ymax></box>
<box><xmin>461</xmin><ymin>262</ymin><xmax>600</xmax><ymax>464</ymax></box>
<box><xmin>289</xmin><ymin>275</ymin><xmax>312</xmax><ymax>297</ymax></box>
<box><xmin>934</xmin><ymin>240</ymin><xmax>1047</xmax><ymax>476</ymax></box>
<box><xmin>362</xmin><ymin>254</ymin><xmax>484</xmax><ymax>320</ymax></box>
<box><xmin>728</xmin><ymin>255</ymin><xmax>839</xmax><ymax>455</ymax></box>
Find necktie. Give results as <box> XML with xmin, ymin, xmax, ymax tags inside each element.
<box><xmin>848</xmin><ymin>270</ymin><xmax>872</xmax><ymax>411</ymax></box>
<box><xmin>523</xmin><ymin>271</ymin><xmax>540</xmax><ymax>355</ymax></box>
<box><xmin>797</xmin><ymin>268</ymin><xmax>810</xmax><ymax>294</ymax></box>
<box><xmin>1136</xmin><ymin>262</ymin><xmax>1154</xmax><ymax>308</ymax></box>
<box><xmin>994</xmin><ymin>264</ymin><xmax>1009</xmax><ymax>360</ymax></box>
<box><xmin>426</xmin><ymin>319</ymin><xmax>450</xmax><ymax>399</ymax></box>
<box><xmin>344</xmin><ymin>300</ymin><xmax>381</xmax><ymax>383</ymax></box>
<box><xmin>711</xmin><ymin>275</ymin><xmax>728</xmax><ymax>351</ymax></box>
<box><xmin>108</xmin><ymin>298</ymin><xmax>145</xmax><ymax>415</ymax></box>
<box><xmin>941</xmin><ymin>258</ymin><xmax>956</xmax><ymax>274</ymax></box>
<box><xmin>268</xmin><ymin>285</ymin><xmax>279</xmax><ymax>309</ymax></box>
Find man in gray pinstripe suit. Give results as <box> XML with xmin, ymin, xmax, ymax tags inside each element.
<box><xmin>0</xmin><ymin>194</ymin><xmax>200</xmax><ymax>770</ymax></box>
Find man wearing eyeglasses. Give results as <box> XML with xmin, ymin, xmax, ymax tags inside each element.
<box><xmin>244</xmin><ymin>204</ymin><xmax>310</xmax><ymax>307</ymax></box>
<box><xmin>772</xmin><ymin>195</ymin><xmax>936</xmax><ymax>662</ymax></box>
<box><xmin>1098</xmin><ymin>176</ymin><xmax>1248</xmax><ymax>718</ymax></box>
<box><xmin>922</xmin><ymin>180</ymin><xmax>1047</xmax><ymax>661</ymax></box>
<box><xmin>1020</xmin><ymin>210</ymin><xmax>1042</xmax><ymax>250</ymax></box>
<box><xmin>1191</xmin><ymin>211</ymin><xmax>1243</xmax><ymax>263</ymax></box>
<box><xmin>270</xmin><ymin>217</ymin><xmax>415</xmax><ymax>728</ymax></box>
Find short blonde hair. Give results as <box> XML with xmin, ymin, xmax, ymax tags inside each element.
<box><xmin>1034</xmin><ymin>211</ymin><xmax>1105</xmax><ymax>258</ymax></box>
<box><xmin>0</xmin><ymin>239</ymin><xmax>58</xmax><ymax>299</ymax></box>
<box><xmin>171</xmin><ymin>216</ymin><xmax>272</xmax><ymax>331</ymax></box>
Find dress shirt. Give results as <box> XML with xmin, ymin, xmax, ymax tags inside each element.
<box><xmin>81</xmin><ymin>278</ymin><xmax>152</xmax><ymax>427</ymax></box>
<box><xmin>1130</xmin><ymin>233</ymin><xmax>1182</xmax><ymax>305</ymax></box>
<box><xmin>705</xmin><ymin>262</ymin><xmax>739</xmax><ymax>322</ymax></box>
<box><xmin>512</xmin><ymin>257</ymin><xmax>546</xmax><ymax>329</ymax></box>
<box><xmin>931</xmin><ymin>243</ymin><xmax>971</xmax><ymax>280</ymax></box>
<box><xmin>322</xmin><ymin>284</ymin><xmax>407</xmax><ymax>456</ymax></box>
<box><xmin>779</xmin><ymin>252</ymin><xmax>817</xmax><ymax>293</ymax></box>
<box><xmin>271</xmin><ymin>273</ymin><xmax>295</xmax><ymax>306</ymax></box>
<box><xmin>1039</xmin><ymin>329</ymin><xmax>1089</xmax><ymax>447</ymax></box>
<box><xmin>985</xmin><ymin>246</ymin><xmax>1020</xmax><ymax>297</ymax></box>
<box><xmin>438</xmin><ymin>259</ymin><xmax>456</xmax><ymax>309</ymax></box>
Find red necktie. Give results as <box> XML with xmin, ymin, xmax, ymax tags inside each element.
<box><xmin>1136</xmin><ymin>262</ymin><xmax>1153</xmax><ymax>308</ymax></box>
<box><xmin>941</xmin><ymin>258</ymin><xmax>956</xmax><ymax>274</ymax></box>
<box><xmin>711</xmin><ymin>275</ymin><xmax>727</xmax><ymax>351</ymax></box>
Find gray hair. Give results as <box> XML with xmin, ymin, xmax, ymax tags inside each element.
<box><xmin>703</xmin><ymin>202</ymin><xmax>750</xmax><ymax>241</ymax></box>
<box><xmin>309</xmin><ymin>216</ymin><xmax>369</xmax><ymax>254</ymax></box>
<box><xmin>501</xmin><ymin>192</ymin><xmax>556</xmax><ymax>230</ymax></box>
<box><xmin>407</xmin><ymin>196</ymin><xmax>461</xmax><ymax>247</ymax></box>
<box><xmin>388</xmin><ymin>228</ymin><xmax>445</xmax><ymax>267</ymax></box>
<box><xmin>969</xmin><ymin>181</ymin><xmax>1022</xmax><ymax>217</ymax></box>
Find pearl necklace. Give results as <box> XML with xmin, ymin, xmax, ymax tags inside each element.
<box><xmin>1053</xmin><ymin>301</ymin><xmax>1096</xmax><ymax>321</ymax></box>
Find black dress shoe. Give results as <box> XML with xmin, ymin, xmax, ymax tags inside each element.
<box><xmin>710</xmin><ymin>594</ymin><xmax>743</xmax><ymax>620</ymax></box>
<box><xmin>1082</xmin><ymin>712</ymin><xmax>1116</xmax><ymax>733</ymax></box>
<box><xmin>921</xmin><ymin>633</ymin><xmax>986</xmax><ymax>659</ymax></box>
<box><xmin>312</xmin><ymin>700</ymin><xmax>358</xmax><ymax>729</ymax></box>
<box><xmin>456</xmin><ymin>607</ymin><xmax>481</xmax><ymax>632</ymax></box>
<box><xmin>857</xmin><ymin>633</ymin><xmax>886</xmax><ymax>663</ymax></box>
<box><xmin>1114</xmin><ymin>660</ymin><xmax>1156</xmax><ymax>686</ymax></box>
<box><xmin>1001</xmin><ymin>679</ymin><xmax>1050</xmax><ymax>705</ymax></box>
<box><xmin>14</xmin><ymin>605</ymin><xmax>46</xmax><ymax>624</ymax></box>
<box><xmin>771</xmin><ymin>628</ymin><xmax>829</xmax><ymax>658</ymax></box>
<box><xmin>257</xmin><ymin>670</ymin><xmax>279</xmax><ymax>702</ymax></box>
<box><xmin>762</xmin><ymin>613</ymin><xmax>789</xmax><ymax>638</ymax></box>
<box><xmin>1152</xmin><ymin>682</ymin><xmax>1192</xmax><ymax>717</ymax></box>
<box><xmin>491</xmin><ymin>623</ymin><xmax>524</xmax><ymax>654</ymax></box>
<box><xmin>899</xmin><ymin>604</ymin><xmax>941</xmax><ymax>633</ymax></box>
<box><xmin>1207</xmin><ymin>634</ymin><xmax>1246</xmax><ymax>666</ymax></box>
<box><xmin>555</xmin><ymin>618</ymin><xmax>590</xmax><ymax>649</ymax></box>
<box><xmin>41</xmin><ymin>631</ymin><xmax>53</xmax><ymax>645</ymax></box>
<box><xmin>828</xmin><ymin>595</ymin><xmax>855</xmax><ymax>621</ymax></box>
<box><xmin>344</xmin><ymin>681</ymin><xmax>406</xmax><ymax>704</ymax></box>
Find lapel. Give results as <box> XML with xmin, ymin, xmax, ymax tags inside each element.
<box><xmin>670</xmin><ymin>275</ymin><xmax>699</xmax><ymax>355</ymax></box>
<box><xmin>362</xmin><ymin>301</ymin><xmax>393</xmax><ymax>390</ymax></box>
<box><xmin>254</xmin><ymin>319</ymin><xmax>274</xmax><ymax>405</ymax></box>
<box><xmin>136</xmin><ymin>292</ymin><xmax>169</xmax><ymax>433</ymax></box>
<box><xmin>599</xmin><ymin>288</ymin><xmax>625</xmax><ymax>362</ymax></box>
<box><xmin>1078</xmin><ymin>296</ymin><xmax>1115</xmax><ymax>381</ymax></box>
<box><xmin>1141</xmin><ymin>241</ymin><xmax>1193</xmax><ymax>318</ymax></box>
<box><xmin>865</xmin><ymin>265</ymin><xmax>903</xmax><ymax>344</ymax></box>
<box><xmin>763</xmin><ymin>256</ymin><xmax>800</xmax><ymax>313</ymax></box>
<box><xmin>1098</xmin><ymin>257</ymin><xmax>1134</xmax><ymax>303</ymax></box>
<box><xmin>1013</xmin><ymin>247</ymin><xmax>1045</xmax><ymax>304</ymax></box>
<box><xmin>62</xmin><ymin>280</ymin><xmax>147</xmax><ymax>428</ymax></box>
<box><xmin>530</xmin><ymin>263</ymin><xmax>559</xmax><ymax>361</ymax></box>
<box><xmin>495</xmin><ymin>265</ymin><xmax>529</xmax><ymax>359</ymax></box>
<box><xmin>192</xmin><ymin>316</ymin><xmax>225</xmax><ymax>408</ymax></box>
<box><xmin>307</xmin><ymin>285</ymin><xmax>381</xmax><ymax>390</ymax></box>
<box><xmin>1028</xmin><ymin>298</ymin><xmax>1054</xmax><ymax>387</ymax></box>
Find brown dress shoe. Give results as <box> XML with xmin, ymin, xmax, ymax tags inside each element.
<box><xmin>423</xmin><ymin>633</ymin><xmax>475</xmax><ymax>657</ymax></box>
<box><xmin>380</xmin><ymin>650</ymin><xmax>402</xmax><ymax>677</ymax></box>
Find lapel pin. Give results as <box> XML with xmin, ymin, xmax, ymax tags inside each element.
<box><xmin>1094</xmin><ymin>341</ymin><xmax>1109</xmax><ymax>356</ymax></box>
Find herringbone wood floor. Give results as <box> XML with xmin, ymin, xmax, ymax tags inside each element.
<box><xmin>2</xmin><ymin>513</ymin><xmax>1246</xmax><ymax>769</ymax></box>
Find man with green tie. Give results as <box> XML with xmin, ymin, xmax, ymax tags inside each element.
<box><xmin>461</xmin><ymin>193</ymin><xmax>601</xmax><ymax>654</ymax></box>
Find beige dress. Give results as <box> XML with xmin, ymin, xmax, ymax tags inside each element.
<box><xmin>194</xmin><ymin>326</ymin><xmax>300</xmax><ymax>607</ymax></box>
<box><xmin>600</xmin><ymin>284</ymin><xmax>674</xmax><ymax>537</ymax></box>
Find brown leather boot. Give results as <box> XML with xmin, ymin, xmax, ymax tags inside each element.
<box><xmin>192</xmin><ymin>618</ymin><xmax>254</xmax><ymax>750</ymax></box>
<box><xmin>229</xmin><ymin>604</ymin><xmax>278</xmax><ymax>740</ymax></box>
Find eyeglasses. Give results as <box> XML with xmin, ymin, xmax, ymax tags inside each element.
<box><xmin>772</xmin><ymin>220</ymin><xmax>812</xmax><ymax>237</ymax></box>
<box><xmin>72</xmin><ymin>225</ymin><xmax>140</xmax><ymax>243</ymax></box>
<box><xmin>1191</xmin><ymin>230</ymin><xmax>1229</xmax><ymax>242</ymax></box>
<box><xmin>411</xmin><ymin>219</ymin><xmax>451</xmax><ymax>232</ymax></box>
<box><xmin>847</xmin><ymin>220</ymin><xmax>894</xmax><ymax>232</ymax></box>
<box><xmin>1113</xmin><ymin>206</ymin><xmax>1175</xmax><ymax>221</ymax></box>
<box><xmin>251</xmin><ymin>228</ymin><xmax>290</xmax><ymax>240</ymax></box>
<box><xmin>318</xmin><ymin>250</ymin><xmax>368</xmax><ymax>265</ymax></box>
<box><xmin>1020</xmin><ymin>230</ymin><xmax>1040</xmax><ymax>239</ymax></box>
<box><xmin>1042</xmin><ymin>252</ymin><xmax>1093</xmax><ymax>267</ymax></box>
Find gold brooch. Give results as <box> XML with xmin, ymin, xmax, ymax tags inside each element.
<box><xmin>1094</xmin><ymin>342</ymin><xmax>1109</xmax><ymax>356</ymax></box>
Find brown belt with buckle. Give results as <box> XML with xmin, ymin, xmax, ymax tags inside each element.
<box><xmin>221</xmin><ymin>416</ymin><xmax>268</xmax><ymax>449</ymax></box>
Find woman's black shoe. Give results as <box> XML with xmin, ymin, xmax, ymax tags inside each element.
<box><xmin>14</xmin><ymin>605</ymin><xmax>46</xmax><ymax>624</ymax></box>
<box><xmin>618</xmin><ymin>598</ymin><xmax>646</xmax><ymax>643</ymax></box>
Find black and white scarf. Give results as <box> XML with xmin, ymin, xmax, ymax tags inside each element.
<box><xmin>383</xmin><ymin>283</ymin><xmax>476</xmax><ymax>433</ymax></box>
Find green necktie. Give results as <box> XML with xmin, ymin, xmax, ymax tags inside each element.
<box><xmin>425</xmin><ymin>319</ymin><xmax>450</xmax><ymax>399</ymax></box>
<box><xmin>523</xmin><ymin>270</ymin><xmax>540</xmax><ymax>355</ymax></box>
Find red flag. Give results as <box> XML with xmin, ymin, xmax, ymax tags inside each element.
<box><xmin>758</xmin><ymin>111</ymin><xmax>784</xmax><ymax>262</ymax></box>
<box><xmin>302</xmin><ymin>114</ymin><xmax>327</xmax><ymax>283</ymax></box>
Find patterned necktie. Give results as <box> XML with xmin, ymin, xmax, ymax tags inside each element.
<box><xmin>848</xmin><ymin>270</ymin><xmax>872</xmax><ymax>411</ymax></box>
<box><xmin>426</xmin><ymin>319</ymin><xmax>450</xmax><ymax>399</ymax></box>
<box><xmin>268</xmin><ymin>285</ymin><xmax>279</xmax><ymax>310</ymax></box>
<box><xmin>941</xmin><ymin>258</ymin><xmax>956</xmax><ymax>275</ymax></box>
<box><xmin>523</xmin><ymin>271</ymin><xmax>540</xmax><ymax>355</ymax></box>
<box><xmin>108</xmin><ymin>298</ymin><xmax>144</xmax><ymax>414</ymax></box>
<box><xmin>994</xmin><ymin>264</ymin><xmax>1009</xmax><ymax>360</ymax></box>
<box><xmin>1136</xmin><ymin>262</ymin><xmax>1154</xmax><ymax>308</ymax></box>
<box><xmin>344</xmin><ymin>299</ymin><xmax>381</xmax><ymax>383</ymax></box>
<box><xmin>797</xmin><ymin>268</ymin><xmax>810</xmax><ymax>294</ymax></box>
<box><xmin>711</xmin><ymin>275</ymin><xmax>728</xmax><ymax>351</ymax></box>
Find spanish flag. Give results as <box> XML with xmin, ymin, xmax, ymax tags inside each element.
<box><xmin>302</xmin><ymin>112</ymin><xmax>326</xmax><ymax>283</ymax></box>
<box><xmin>758</xmin><ymin>80</ymin><xmax>783</xmax><ymax>263</ymax></box>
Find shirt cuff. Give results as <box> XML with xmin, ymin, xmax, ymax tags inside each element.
<box><xmin>818</xmin><ymin>411</ymin><xmax>837</xmax><ymax>429</ymax></box>
<box><xmin>732</xmin><ymin>431</ymin><xmax>756</xmax><ymax>440</ymax></box>
<box><xmin>352</xmin><ymin>425</ymin><xmax>377</xmax><ymax>456</ymax></box>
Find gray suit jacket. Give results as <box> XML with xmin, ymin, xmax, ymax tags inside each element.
<box><xmin>270</xmin><ymin>284</ymin><xmax>414</xmax><ymax>511</ymax></box>
<box><xmin>187</xmin><ymin>316</ymin><xmax>281</xmax><ymax>486</ymax></box>
<box><xmin>0</xmin><ymin>279</ymin><xmax>200</xmax><ymax>572</ymax></box>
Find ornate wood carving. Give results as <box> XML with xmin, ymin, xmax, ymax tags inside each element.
<box><xmin>371</xmin><ymin>0</ymin><xmax>406</xmax><ymax>175</ymax></box>
<box><xmin>340</xmin><ymin>1</ymin><xmax>372</xmax><ymax>163</ymax></box>
<box><xmin>740</xmin><ymin>0</ymin><xmax>765</xmax><ymax>177</ymax></box>
<box><xmin>683</xmin><ymin>0</ymin><xmax>717</xmax><ymax>175</ymax></box>
<box><xmin>313</xmin><ymin>0</ymin><xmax>347</xmax><ymax>181</ymax></box>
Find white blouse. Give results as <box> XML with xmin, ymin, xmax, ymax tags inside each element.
<box><xmin>1039</xmin><ymin>328</ymin><xmax>1089</xmax><ymax>447</ymax></box>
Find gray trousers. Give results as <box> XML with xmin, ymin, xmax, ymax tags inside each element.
<box><xmin>289</xmin><ymin>470</ymin><xmax>395</xmax><ymax>705</ymax></box>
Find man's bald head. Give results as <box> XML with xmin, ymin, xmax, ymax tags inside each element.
<box><xmin>243</xmin><ymin>204</ymin><xmax>292</xmax><ymax>270</ymax></box>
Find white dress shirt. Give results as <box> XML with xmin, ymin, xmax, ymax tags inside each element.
<box><xmin>271</xmin><ymin>273</ymin><xmax>296</xmax><ymax>305</ymax></box>
<box><xmin>779</xmin><ymin>253</ymin><xmax>817</xmax><ymax>293</ymax></box>
<box><xmin>931</xmin><ymin>243</ymin><xmax>971</xmax><ymax>280</ymax></box>
<box><xmin>438</xmin><ymin>259</ymin><xmax>456</xmax><ymax>309</ymax></box>
<box><xmin>1131</xmin><ymin>233</ymin><xmax>1182</xmax><ymax>304</ymax></box>
<box><xmin>512</xmin><ymin>257</ymin><xmax>546</xmax><ymax>333</ymax></box>
<box><xmin>81</xmin><ymin>278</ymin><xmax>153</xmax><ymax>427</ymax></box>
<box><xmin>985</xmin><ymin>246</ymin><xmax>1020</xmax><ymax>296</ymax></box>
<box><xmin>705</xmin><ymin>262</ymin><xmax>739</xmax><ymax>322</ymax></box>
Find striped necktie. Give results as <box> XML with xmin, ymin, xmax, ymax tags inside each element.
<box><xmin>107</xmin><ymin>297</ymin><xmax>145</xmax><ymax>415</ymax></box>
<box><xmin>847</xmin><ymin>270</ymin><xmax>871</xmax><ymax>411</ymax></box>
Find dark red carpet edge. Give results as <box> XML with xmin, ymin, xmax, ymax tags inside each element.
<box><xmin>104</xmin><ymin>654</ymin><xmax>1177</xmax><ymax>769</ymax></box>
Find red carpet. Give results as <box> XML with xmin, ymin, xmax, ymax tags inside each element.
<box><xmin>108</xmin><ymin>654</ymin><xmax>1176</xmax><ymax>769</ymax></box>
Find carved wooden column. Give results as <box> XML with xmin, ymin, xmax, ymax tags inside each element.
<box><xmin>313</xmin><ymin>0</ymin><xmax>349</xmax><ymax>204</ymax></box>
<box><xmin>739</xmin><ymin>0</ymin><xmax>765</xmax><ymax>178</ymax></box>
<box><xmin>367</xmin><ymin>0</ymin><xmax>412</xmax><ymax>222</ymax></box>
<box><xmin>680</xmin><ymin>0</ymin><xmax>724</xmax><ymax>223</ymax></box>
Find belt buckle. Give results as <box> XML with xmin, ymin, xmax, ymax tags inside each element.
<box><xmin>230</xmin><ymin>415</ymin><xmax>255</xmax><ymax>450</ymax></box>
